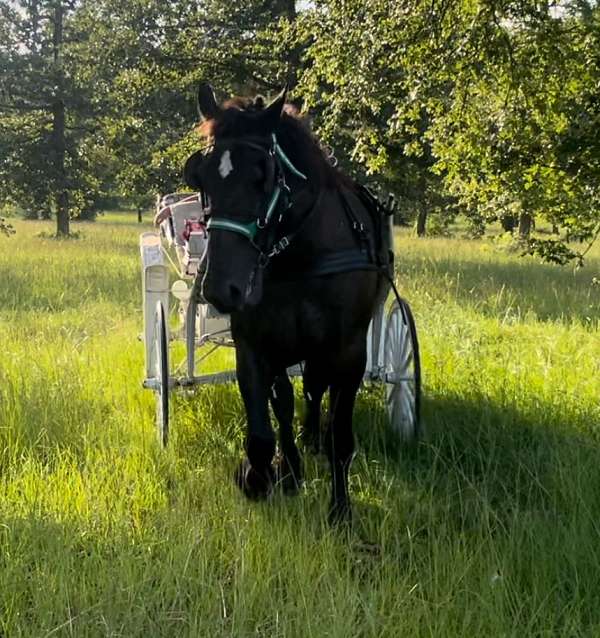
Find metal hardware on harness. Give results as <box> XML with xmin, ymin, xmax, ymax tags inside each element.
<box><xmin>269</xmin><ymin>236</ymin><xmax>290</xmax><ymax>257</ymax></box>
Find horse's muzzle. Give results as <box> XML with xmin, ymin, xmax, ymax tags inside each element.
<box><xmin>202</xmin><ymin>273</ymin><xmax>245</xmax><ymax>314</ymax></box>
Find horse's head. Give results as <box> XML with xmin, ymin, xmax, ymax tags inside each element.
<box><xmin>184</xmin><ymin>83</ymin><xmax>291</xmax><ymax>313</ymax></box>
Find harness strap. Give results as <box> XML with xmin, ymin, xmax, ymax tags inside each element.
<box><xmin>272</xmin><ymin>134</ymin><xmax>308</xmax><ymax>180</ymax></box>
<box><xmin>264</xmin><ymin>184</ymin><xmax>282</xmax><ymax>224</ymax></box>
<box><xmin>338</xmin><ymin>189</ymin><xmax>374</xmax><ymax>262</ymax></box>
<box><xmin>267</xmin><ymin>189</ymin><xmax>324</xmax><ymax>258</ymax></box>
<box><xmin>268</xmin><ymin>249</ymin><xmax>381</xmax><ymax>280</ymax></box>
<box><xmin>208</xmin><ymin>217</ymin><xmax>258</xmax><ymax>240</ymax></box>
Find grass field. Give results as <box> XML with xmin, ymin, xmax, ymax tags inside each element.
<box><xmin>1</xmin><ymin>214</ymin><xmax>599</xmax><ymax>637</ymax></box>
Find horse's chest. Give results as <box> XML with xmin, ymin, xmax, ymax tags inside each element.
<box><xmin>232</xmin><ymin>293</ymin><xmax>340</xmax><ymax>362</ymax></box>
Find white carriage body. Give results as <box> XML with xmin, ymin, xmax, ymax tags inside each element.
<box><xmin>140</xmin><ymin>232</ymin><xmax>170</xmax><ymax>379</ymax></box>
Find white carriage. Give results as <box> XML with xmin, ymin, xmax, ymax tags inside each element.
<box><xmin>140</xmin><ymin>192</ymin><xmax>421</xmax><ymax>447</ymax></box>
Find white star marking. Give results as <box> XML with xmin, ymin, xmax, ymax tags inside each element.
<box><xmin>218</xmin><ymin>150</ymin><xmax>234</xmax><ymax>179</ymax></box>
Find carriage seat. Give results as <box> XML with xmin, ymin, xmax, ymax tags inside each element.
<box><xmin>156</xmin><ymin>192</ymin><xmax>208</xmax><ymax>277</ymax></box>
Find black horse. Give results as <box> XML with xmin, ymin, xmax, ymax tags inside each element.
<box><xmin>184</xmin><ymin>84</ymin><xmax>392</xmax><ymax>523</ymax></box>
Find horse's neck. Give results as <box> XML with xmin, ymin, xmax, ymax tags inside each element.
<box><xmin>287</xmin><ymin>185</ymin><xmax>358</xmax><ymax>257</ymax></box>
<box><xmin>276</xmin><ymin>134</ymin><xmax>356</xmax><ymax>251</ymax></box>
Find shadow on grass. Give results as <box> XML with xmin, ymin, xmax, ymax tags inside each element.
<box><xmin>171</xmin><ymin>378</ymin><xmax>600</xmax><ymax>529</ymax></box>
<box><xmin>397</xmin><ymin>253</ymin><xmax>599</xmax><ymax>324</ymax></box>
<box><xmin>354</xmin><ymin>386</ymin><xmax>600</xmax><ymax>527</ymax></box>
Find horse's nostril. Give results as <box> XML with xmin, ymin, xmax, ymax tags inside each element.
<box><xmin>202</xmin><ymin>278</ymin><xmax>244</xmax><ymax>312</ymax></box>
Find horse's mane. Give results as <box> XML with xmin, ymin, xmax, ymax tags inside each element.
<box><xmin>198</xmin><ymin>95</ymin><xmax>353</xmax><ymax>189</ymax></box>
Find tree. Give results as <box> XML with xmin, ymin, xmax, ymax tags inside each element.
<box><xmin>296</xmin><ymin>0</ymin><xmax>458</xmax><ymax>232</ymax></box>
<box><xmin>431</xmin><ymin>1</ymin><xmax>600</xmax><ymax>262</ymax></box>
<box><xmin>297</xmin><ymin>0</ymin><xmax>600</xmax><ymax>263</ymax></box>
<box><xmin>72</xmin><ymin>0</ymin><xmax>303</xmax><ymax>204</ymax></box>
<box><xmin>0</xmin><ymin>0</ymin><xmax>114</xmax><ymax>234</ymax></box>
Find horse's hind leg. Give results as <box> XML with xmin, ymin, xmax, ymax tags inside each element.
<box><xmin>270</xmin><ymin>373</ymin><xmax>302</xmax><ymax>494</ymax></box>
<box><xmin>301</xmin><ymin>360</ymin><xmax>329</xmax><ymax>453</ymax></box>
<box><xmin>326</xmin><ymin>343</ymin><xmax>366</xmax><ymax>524</ymax></box>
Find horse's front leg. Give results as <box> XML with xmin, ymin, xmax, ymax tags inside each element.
<box><xmin>234</xmin><ymin>343</ymin><xmax>276</xmax><ymax>500</ymax></box>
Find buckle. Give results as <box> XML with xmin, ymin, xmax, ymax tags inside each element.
<box><xmin>270</xmin><ymin>236</ymin><xmax>290</xmax><ymax>256</ymax></box>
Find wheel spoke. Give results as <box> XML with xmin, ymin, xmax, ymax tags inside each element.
<box><xmin>399</xmin><ymin>338</ymin><xmax>413</xmax><ymax>371</ymax></box>
<box><xmin>391</xmin><ymin>399</ymin><xmax>401</xmax><ymax>433</ymax></box>
<box><xmin>386</xmin><ymin>383</ymin><xmax>399</xmax><ymax>406</ymax></box>
<box><xmin>399</xmin><ymin>387</ymin><xmax>415</xmax><ymax>423</ymax></box>
<box><xmin>405</xmin><ymin>378</ymin><xmax>417</xmax><ymax>403</ymax></box>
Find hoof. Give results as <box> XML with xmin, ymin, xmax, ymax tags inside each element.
<box><xmin>275</xmin><ymin>455</ymin><xmax>303</xmax><ymax>496</ymax></box>
<box><xmin>328</xmin><ymin>501</ymin><xmax>352</xmax><ymax>527</ymax></box>
<box><xmin>234</xmin><ymin>458</ymin><xmax>274</xmax><ymax>500</ymax></box>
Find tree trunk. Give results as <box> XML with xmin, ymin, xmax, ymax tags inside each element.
<box><xmin>52</xmin><ymin>2</ymin><xmax>69</xmax><ymax>237</ymax></box>
<box><xmin>272</xmin><ymin>0</ymin><xmax>300</xmax><ymax>87</ymax></box>
<box><xmin>416</xmin><ymin>208</ymin><xmax>428</xmax><ymax>236</ymax></box>
<box><xmin>518</xmin><ymin>212</ymin><xmax>532</xmax><ymax>239</ymax></box>
<box><xmin>137</xmin><ymin>206</ymin><xmax>142</xmax><ymax>223</ymax></box>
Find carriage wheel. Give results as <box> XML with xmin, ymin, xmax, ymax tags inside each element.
<box><xmin>384</xmin><ymin>298</ymin><xmax>421</xmax><ymax>440</ymax></box>
<box><xmin>154</xmin><ymin>301</ymin><xmax>170</xmax><ymax>447</ymax></box>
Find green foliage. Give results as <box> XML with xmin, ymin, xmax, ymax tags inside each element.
<box><xmin>1</xmin><ymin>0</ymin><xmax>598</xmax><ymax>262</ymax></box>
<box><xmin>431</xmin><ymin>5</ymin><xmax>600</xmax><ymax>257</ymax></box>
<box><xmin>297</xmin><ymin>0</ymin><xmax>600</xmax><ymax>262</ymax></box>
<box><xmin>296</xmin><ymin>0</ymin><xmax>451</xmax><ymax>219</ymax></box>
<box><xmin>0</xmin><ymin>0</ymin><xmax>115</xmax><ymax>230</ymax></box>
<box><xmin>71</xmin><ymin>0</ymin><xmax>300</xmax><ymax>203</ymax></box>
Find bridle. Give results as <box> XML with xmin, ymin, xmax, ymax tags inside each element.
<box><xmin>205</xmin><ymin>133</ymin><xmax>310</xmax><ymax>267</ymax></box>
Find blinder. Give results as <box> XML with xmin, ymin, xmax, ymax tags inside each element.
<box><xmin>183</xmin><ymin>149</ymin><xmax>206</xmax><ymax>191</ymax></box>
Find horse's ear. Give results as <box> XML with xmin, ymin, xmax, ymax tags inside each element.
<box><xmin>197</xmin><ymin>83</ymin><xmax>221</xmax><ymax>121</ymax></box>
<box><xmin>259</xmin><ymin>84</ymin><xmax>288</xmax><ymax>132</ymax></box>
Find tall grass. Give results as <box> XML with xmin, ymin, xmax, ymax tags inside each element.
<box><xmin>0</xmin><ymin>217</ymin><xmax>598</xmax><ymax>636</ymax></box>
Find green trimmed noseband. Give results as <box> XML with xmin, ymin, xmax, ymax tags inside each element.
<box><xmin>207</xmin><ymin>134</ymin><xmax>307</xmax><ymax>244</ymax></box>
<box><xmin>207</xmin><ymin>217</ymin><xmax>259</xmax><ymax>240</ymax></box>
